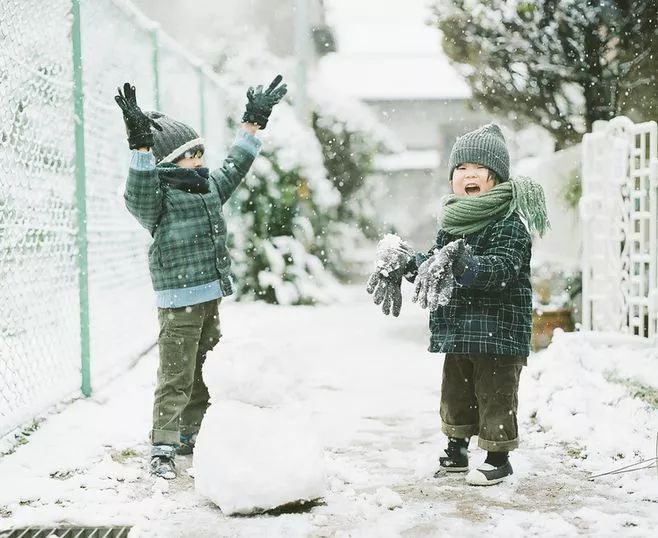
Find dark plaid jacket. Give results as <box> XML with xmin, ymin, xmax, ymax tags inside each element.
<box><xmin>124</xmin><ymin>145</ymin><xmax>256</xmax><ymax>295</ymax></box>
<box><xmin>412</xmin><ymin>213</ymin><xmax>532</xmax><ymax>356</ymax></box>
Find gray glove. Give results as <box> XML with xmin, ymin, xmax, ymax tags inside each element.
<box><xmin>412</xmin><ymin>239</ymin><xmax>472</xmax><ymax>311</ymax></box>
<box><xmin>449</xmin><ymin>239</ymin><xmax>474</xmax><ymax>278</ymax></box>
<box><xmin>366</xmin><ymin>234</ymin><xmax>415</xmax><ymax>317</ymax></box>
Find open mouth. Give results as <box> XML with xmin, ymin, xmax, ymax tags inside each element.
<box><xmin>464</xmin><ymin>184</ymin><xmax>481</xmax><ymax>195</ymax></box>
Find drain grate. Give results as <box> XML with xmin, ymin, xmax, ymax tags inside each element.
<box><xmin>0</xmin><ymin>528</ymin><xmax>131</xmax><ymax>538</ymax></box>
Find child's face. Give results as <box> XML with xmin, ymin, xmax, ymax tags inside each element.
<box><xmin>175</xmin><ymin>148</ymin><xmax>205</xmax><ymax>169</ymax></box>
<box><xmin>451</xmin><ymin>163</ymin><xmax>496</xmax><ymax>196</ymax></box>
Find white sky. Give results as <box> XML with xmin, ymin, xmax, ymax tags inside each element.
<box><xmin>319</xmin><ymin>0</ymin><xmax>471</xmax><ymax>100</ymax></box>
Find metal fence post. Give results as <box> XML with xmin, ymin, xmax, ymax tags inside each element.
<box><xmin>71</xmin><ymin>0</ymin><xmax>91</xmax><ymax>397</ymax></box>
<box><xmin>151</xmin><ymin>27</ymin><xmax>161</xmax><ymax>111</ymax></box>
<box><xmin>197</xmin><ymin>66</ymin><xmax>206</xmax><ymax>137</ymax></box>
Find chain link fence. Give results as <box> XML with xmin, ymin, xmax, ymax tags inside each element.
<box><xmin>0</xmin><ymin>0</ymin><xmax>228</xmax><ymax>439</ymax></box>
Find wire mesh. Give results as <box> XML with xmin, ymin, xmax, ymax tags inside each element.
<box><xmin>79</xmin><ymin>0</ymin><xmax>159</xmax><ymax>384</ymax></box>
<box><xmin>0</xmin><ymin>0</ymin><xmax>81</xmax><ymax>436</ymax></box>
<box><xmin>0</xmin><ymin>0</ymin><xmax>228</xmax><ymax>438</ymax></box>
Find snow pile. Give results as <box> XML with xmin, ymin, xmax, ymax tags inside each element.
<box><xmin>193</xmin><ymin>338</ymin><xmax>327</xmax><ymax>515</ymax></box>
<box><xmin>523</xmin><ymin>329</ymin><xmax>658</xmax><ymax>488</ymax></box>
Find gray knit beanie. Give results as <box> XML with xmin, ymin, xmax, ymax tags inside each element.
<box><xmin>448</xmin><ymin>123</ymin><xmax>510</xmax><ymax>182</ymax></box>
<box><xmin>145</xmin><ymin>111</ymin><xmax>204</xmax><ymax>164</ymax></box>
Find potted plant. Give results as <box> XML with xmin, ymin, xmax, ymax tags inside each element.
<box><xmin>531</xmin><ymin>263</ymin><xmax>581</xmax><ymax>350</ymax></box>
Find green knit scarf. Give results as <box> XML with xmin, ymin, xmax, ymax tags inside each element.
<box><xmin>440</xmin><ymin>176</ymin><xmax>550</xmax><ymax>237</ymax></box>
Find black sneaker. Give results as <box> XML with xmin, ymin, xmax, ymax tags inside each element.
<box><xmin>466</xmin><ymin>460</ymin><xmax>513</xmax><ymax>486</ymax></box>
<box><xmin>436</xmin><ymin>443</ymin><xmax>469</xmax><ymax>475</ymax></box>
<box><xmin>177</xmin><ymin>433</ymin><xmax>197</xmax><ymax>456</ymax></box>
<box><xmin>150</xmin><ymin>444</ymin><xmax>177</xmax><ymax>479</ymax></box>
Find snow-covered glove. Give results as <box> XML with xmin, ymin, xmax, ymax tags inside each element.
<box><xmin>242</xmin><ymin>75</ymin><xmax>288</xmax><ymax>129</ymax></box>
<box><xmin>114</xmin><ymin>82</ymin><xmax>162</xmax><ymax>150</ymax></box>
<box><xmin>448</xmin><ymin>239</ymin><xmax>475</xmax><ymax>278</ymax></box>
<box><xmin>412</xmin><ymin>240</ymin><xmax>473</xmax><ymax>310</ymax></box>
<box><xmin>366</xmin><ymin>234</ymin><xmax>415</xmax><ymax>317</ymax></box>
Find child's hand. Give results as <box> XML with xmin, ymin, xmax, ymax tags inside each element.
<box><xmin>114</xmin><ymin>82</ymin><xmax>162</xmax><ymax>150</ymax></box>
<box><xmin>366</xmin><ymin>271</ymin><xmax>403</xmax><ymax>317</ymax></box>
<box><xmin>242</xmin><ymin>75</ymin><xmax>288</xmax><ymax>129</ymax></box>
<box><xmin>365</xmin><ymin>235</ymin><xmax>414</xmax><ymax>317</ymax></box>
<box><xmin>446</xmin><ymin>239</ymin><xmax>474</xmax><ymax>278</ymax></box>
<box><xmin>412</xmin><ymin>240</ymin><xmax>473</xmax><ymax>310</ymax></box>
<box><xmin>412</xmin><ymin>249</ymin><xmax>455</xmax><ymax>310</ymax></box>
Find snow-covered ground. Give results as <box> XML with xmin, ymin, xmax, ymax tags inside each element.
<box><xmin>1</xmin><ymin>285</ymin><xmax>657</xmax><ymax>537</ymax></box>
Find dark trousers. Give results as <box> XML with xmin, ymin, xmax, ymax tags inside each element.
<box><xmin>151</xmin><ymin>299</ymin><xmax>221</xmax><ymax>446</ymax></box>
<box><xmin>440</xmin><ymin>353</ymin><xmax>526</xmax><ymax>452</ymax></box>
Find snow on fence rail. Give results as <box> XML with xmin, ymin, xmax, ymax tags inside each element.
<box><xmin>0</xmin><ymin>0</ymin><xmax>227</xmax><ymax>439</ymax></box>
<box><xmin>580</xmin><ymin>116</ymin><xmax>658</xmax><ymax>339</ymax></box>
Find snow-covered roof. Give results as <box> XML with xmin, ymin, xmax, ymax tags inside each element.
<box><xmin>318</xmin><ymin>0</ymin><xmax>471</xmax><ymax>101</ymax></box>
<box><xmin>318</xmin><ymin>54</ymin><xmax>471</xmax><ymax>101</ymax></box>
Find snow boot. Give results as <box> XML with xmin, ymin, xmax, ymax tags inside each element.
<box><xmin>177</xmin><ymin>433</ymin><xmax>197</xmax><ymax>455</ymax></box>
<box><xmin>435</xmin><ymin>437</ymin><xmax>469</xmax><ymax>475</ymax></box>
<box><xmin>466</xmin><ymin>452</ymin><xmax>513</xmax><ymax>486</ymax></box>
<box><xmin>150</xmin><ymin>444</ymin><xmax>177</xmax><ymax>479</ymax></box>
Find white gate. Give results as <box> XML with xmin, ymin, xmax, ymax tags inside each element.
<box><xmin>580</xmin><ymin>116</ymin><xmax>658</xmax><ymax>338</ymax></box>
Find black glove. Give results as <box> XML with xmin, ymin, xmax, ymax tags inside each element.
<box><xmin>366</xmin><ymin>235</ymin><xmax>414</xmax><ymax>317</ymax></box>
<box><xmin>242</xmin><ymin>75</ymin><xmax>288</xmax><ymax>129</ymax></box>
<box><xmin>114</xmin><ymin>82</ymin><xmax>162</xmax><ymax>149</ymax></box>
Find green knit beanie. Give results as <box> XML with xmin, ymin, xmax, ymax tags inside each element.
<box><xmin>448</xmin><ymin>123</ymin><xmax>510</xmax><ymax>182</ymax></box>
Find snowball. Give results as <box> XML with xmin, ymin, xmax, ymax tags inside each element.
<box><xmin>193</xmin><ymin>401</ymin><xmax>326</xmax><ymax>515</ymax></box>
<box><xmin>202</xmin><ymin>339</ymin><xmax>300</xmax><ymax>407</ymax></box>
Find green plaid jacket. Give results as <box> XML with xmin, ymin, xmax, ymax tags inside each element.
<box><xmin>414</xmin><ymin>213</ymin><xmax>532</xmax><ymax>356</ymax></box>
<box><xmin>124</xmin><ymin>145</ymin><xmax>256</xmax><ymax>296</ymax></box>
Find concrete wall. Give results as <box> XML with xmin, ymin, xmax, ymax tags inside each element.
<box><xmin>515</xmin><ymin>145</ymin><xmax>582</xmax><ymax>270</ymax></box>
<box><xmin>371</xmin><ymin>167</ymin><xmax>448</xmax><ymax>249</ymax></box>
<box><xmin>365</xmin><ymin>98</ymin><xmax>487</xmax><ymax>153</ymax></box>
<box><xmin>367</xmin><ymin>97</ymin><xmax>491</xmax><ymax>247</ymax></box>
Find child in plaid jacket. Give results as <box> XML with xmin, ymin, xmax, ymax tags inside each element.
<box><xmin>368</xmin><ymin>123</ymin><xmax>549</xmax><ymax>486</ymax></box>
<box><xmin>115</xmin><ymin>76</ymin><xmax>287</xmax><ymax>479</ymax></box>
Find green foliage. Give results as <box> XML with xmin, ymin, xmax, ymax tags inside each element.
<box><xmin>560</xmin><ymin>168</ymin><xmax>582</xmax><ymax>209</ymax></box>
<box><xmin>310</xmin><ymin>111</ymin><xmax>383</xmax><ymax>244</ymax></box>
<box><xmin>312</xmin><ymin>112</ymin><xmax>374</xmax><ymax>200</ymax></box>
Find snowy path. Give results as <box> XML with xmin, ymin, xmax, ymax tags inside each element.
<box><xmin>1</xmin><ymin>286</ymin><xmax>657</xmax><ymax>537</ymax></box>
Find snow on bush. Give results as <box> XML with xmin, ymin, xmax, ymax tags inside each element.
<box><xmin>209</xmin><ymin>41</ymin><xmax>346</xmax><ymax>304</ymax></box>
<box><xmin>309</xmin><ymin>81</ymin><xmax>402</xmax><ymax>280</ymax></box>
<box><xmin>205</xmin><ymin>37</ymin><xmax>399</xmax><ymax>297</ymax></box>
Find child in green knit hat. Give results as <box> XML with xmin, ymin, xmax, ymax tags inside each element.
<box><xmin>367</xmin><ymin>123</ymin><xmax>549</xmax><ymax>486</ymax></box>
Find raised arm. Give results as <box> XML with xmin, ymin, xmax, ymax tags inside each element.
<box><xmin>124</xmin><ymin>150</ymin><xmax>163</xmax><ymax>234</ymax></box>
<box><xmin>211</xmin><ymin>74</ymin><xmax>288</xmax><ymax>204</ymax></box>
<box><xmin>115</xmin><ymin>82</ymin><xmax>164</xmax><ymax>234</ymax></box>
<box><xmin>210</xmin><ymin>125</ymin><xmax>262</xmax><ymax>205</ymax></box>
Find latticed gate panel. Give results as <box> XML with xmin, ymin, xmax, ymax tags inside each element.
<box><xmin>581</xmin><ymin>117</ymin><xmax>658</xmax><ymax>338</ymax></box>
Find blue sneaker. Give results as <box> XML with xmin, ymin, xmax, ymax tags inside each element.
<box><xmin>178</xmin><ymin>433</ymin><xmax>197</xmax><ymax>455</ymax></box>
<box><xmin>150</xmin><ymin>444</ymin><xmax>176</xmax><ymax>479</ymax></box>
